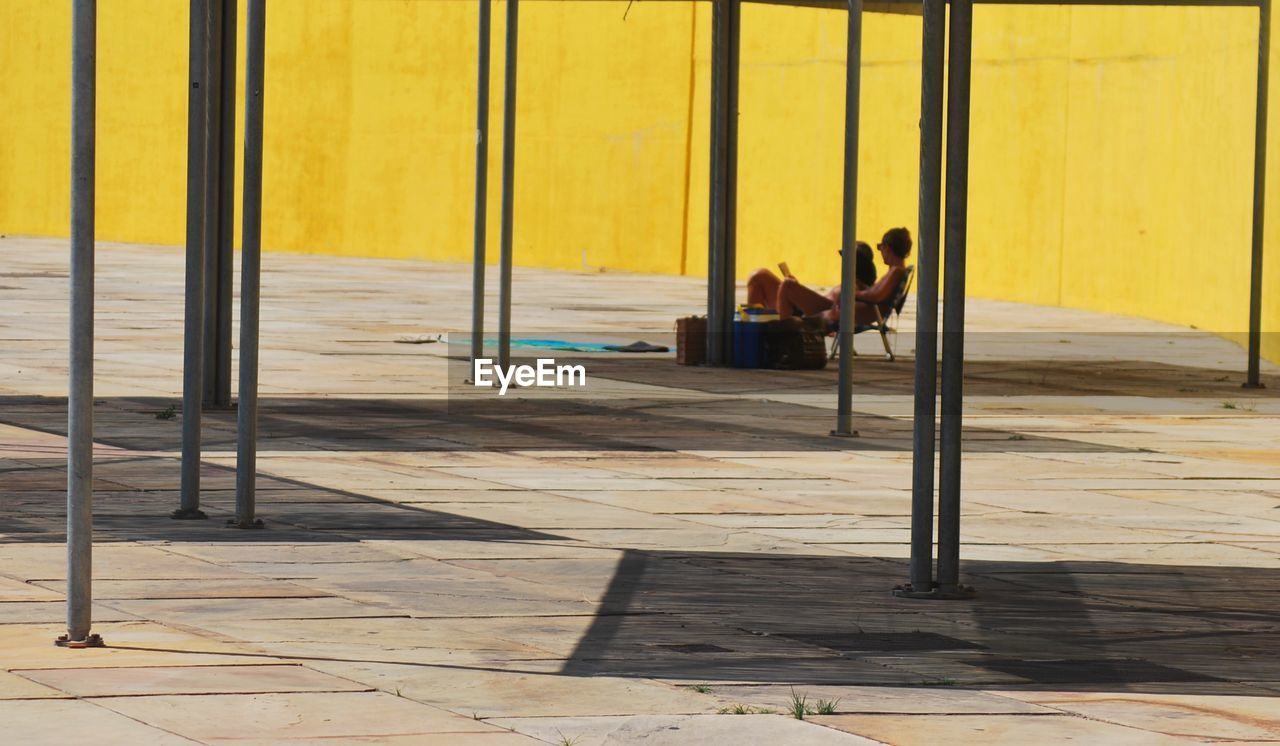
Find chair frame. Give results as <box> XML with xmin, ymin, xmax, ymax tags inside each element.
<box><xmin>829</xmin><ymin>265</ymin><xmax>916</xmax><ymax>362</ymax></box>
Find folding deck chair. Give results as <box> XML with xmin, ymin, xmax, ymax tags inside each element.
<box><xmin>829</xmin><ymin>265</ymin><xmax>915</xmax><ymax>362</ymax></box>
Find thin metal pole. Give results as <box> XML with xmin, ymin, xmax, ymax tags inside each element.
<box><xmin>721</xmin><ymin>0</ymin><xmax>740</xmax><ymax>367</ymax></box>
<box><xmin>899</xmin><ymin>0</ymin><xmax>945</xmax><ymax>597</ymax></box>
<box><xmin>834</xmin><ymin>0</ymin><xmax>863</xmax><ymax>437</ymax></box>
<box><xmin>214</xmin><ymin>0</ymin><xmax>237</xmax><ymax>407</ymax></box>
<box><xmin>497</xmin><ymin>0</ymin><xmax>519</xmax><ymax>371</ymax></box>
<box><xmin>707</xmin><ymin>0</ymin><xmax>729</xmax><ymax>365</ymax></box>
<box><xmin>1247</xmin><ymin>0</ymin><xmax>1270</xmax><ymax>388</ymax></box>
<box><xmin>201</xmin><ymin>0</ymin><xmax>224</xmax><ymax>407</ymax></box>
<box><xmin>61</xmin><ymin>0</ymin><xmax>101</xmax><ymax>649</ymax></box>
<box><xmin>471</xmin><ymin>0</ymin><xmax>493</xmax><ymax>366</ymax></box>
<box><xmin>177</xmin><ymin>0</ymin><xmax>211</xmax><ymax>520</ymax></box>
<box><xmin>937</xmin><ymin>0</ymin><xmax>974</xmax><ymax>596</ymax></box>
<box><xmin>234</xmin><ymin>0</ymin><xmax>267</xmax><ymax>530</ymax></box>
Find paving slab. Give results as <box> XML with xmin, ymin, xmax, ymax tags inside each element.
<box><xmin>0</xmin><ymin>575</ymin><xmax>62</xmax><ymax>601</ymax></box>
<box><xmin>156</xmin><ymin>540</ymin><xmax>426</xmax><ymax>565</ymax></box>
<box><xmin>15</xmin><ymin>664</ymin><xmax>371</xmax><ymax>698</ymax></box>
<box><xmin>0</xmin><ymin>600</ymin><xmax>139</xmax><ymax>624</ymax></box>
<box><xmin>557</xmin><ymin>456</ymin><xmax>813</xmax><ymax>480</ymax></box>
<box><xmin>240</xmin><ymin>500</ymin><xmax>539</xmax><ymax>532</ymax></box>
<box><xmin>706</xmin><ymin>684</ymin><xmax>1056</xmax><ymax>715</ymax></box>
<box><xmin>386</xmin><ymin>539</ymin><xmax>625</xmax><ymax>561</ymax></box>
<box><xmin>826</xmin><ymin>542</ymin><xmax>1077</xmax><ymax>562</ymax></box>
<box><xmin>191</xmin><ymin>616</ymin><xmax>557</xmax><ymax>660</ymax></box>
<box><xmin>1102</xmin><ymin>489</ymin><xmax>1280</xmax><ymax>519</ymax></box>
<box><xmin>1020</xmin><ymin>542</ymin><xmax>1280</xmax><ymax>567</ymax></box>
<box><xmin>94</xmin><ymin>691</ymin><xmax>508</xmax><ymax>741</ymax></box>
<box><xmin>29</xmin><ymin>577</ymin><xmax>330</xmax><ymax>600</ymax></box>
<box><xmin>396</xmin><ymin>613</ymin><xmax>837</xmax><ymax>662</ymax></box>
<box><xmin>0</xmin><ymin>698</ymin><xmax>196</xmax><ymax>744</ymax></box>
<box><xmin>809</xmin><ymin>712</ymin><xmax>1198</xmax><ymax>744</ymax></box>
<box><xmin>0</xmin><ymin>543</ymin><xmax>264</xmax><ymax>581</ymax></box>
<box><xmin>102</xmin><ymin>596</ymin><xmax>408</xmax><ymax>623</ymax></box>
<box><xmin>0</xmin><ymin>669</ymin><xmax>67</xmax><ymax>699</ymax></box>
<box><xmin>437</xmin><ymin>468</ymin><xmax>697</xmax><ymax>493</ymax></box>
<box><xmin>0</xmin><ymin>621</ymin><xmax>274</xmax><ymax>670</ymax></box>
<box><xmin>989</xmin><ymin>690</ymin><xmax>1280</xmax><ymax>740</ymax></box>
<box><xmin>332</xmin><ymin>588</ymin><xmax>600</xmax><ymax>618</ymax></box>
<box><xmin>396</xmin><ymin>500</ymin><xmax>694</xmax><ymax>530</ymax></box>
<box><xmin>208</xmin><ymin>734</ymin><xmax>537</xmax><ymax>746</ymax></box>
<box><xmin>555</xmin><ymin>488</ymin><xmax>857</xmax><ymax>515</ymax></box>
<box><xmin>492</xmin><ymin>713</ymin><xmax>880</xmax><ymax>745</ymax></box>
<box><xmin>306</xmin><ymin>660</ymin><xmax>723</xmax><ymax>719</ymax></box>
<box><xmin>549</xmin><ymin>527</ymin><xmax>854</xmax><ymax>554</ymax></box>
<box><xmin>358</xmin><ymin>488</ymin><xmax>566</xmax><ymax>505</ymax></box>
<box><xmin>211</xmin><ymin>457</ymin><xmax>510</xmax><ymax>492</ymax></box>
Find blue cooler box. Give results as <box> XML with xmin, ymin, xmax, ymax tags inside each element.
<box><xmin>732</xmin><ymin>308</ymin><xmax>777</xmax><ymax>368</ymax></box>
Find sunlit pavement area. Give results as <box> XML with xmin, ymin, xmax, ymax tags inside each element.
<box><xmin>2</xmin><ymin>236</ymin><xmax>1279</xmax><ymax>744</ymax></box>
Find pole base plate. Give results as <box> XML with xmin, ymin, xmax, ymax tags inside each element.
<box><xmin>829</xmin><ymin>429</ymin><xmax>860</xmax><ymax>438</ymax></box>
<box><xmin>1242</xmin><ymin>381</ymin><xmax>1267</xmax><ymax>389</ymax></box>
<box><xmin>55</xmin><ymin>633</ymin><xmax>104</xmax><ymax>648</ymax></box>
<box><xmin>892</xmin><ymin>582</ymin><xmax>976</xmax><ymax>600</ymax></box>
<box><xmin>170</xmin><ymin>507</ymin><xmax>208</xmax><ymax>520</ymax></box>
<box><xmin>227</xmin><ymin>518</ymin><xmax>265</xmax><ymax>529</ymax></box>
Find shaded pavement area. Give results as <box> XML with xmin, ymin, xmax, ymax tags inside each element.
<box><xmin>2</xmin><ymin>238</ymin><xmax>1279</xmax><ymax>744</ymax></box>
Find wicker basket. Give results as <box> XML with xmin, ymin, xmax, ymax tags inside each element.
<box><xmin>675</xmin><ymin>316</ymin><xmax>707</xmax><ymax>366</ymax></box>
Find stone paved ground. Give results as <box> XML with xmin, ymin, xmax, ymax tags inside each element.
<box><xmin>1</xmin><ymin>236</ymin><xmax>1279</xmax><ymax>744</ymax></box>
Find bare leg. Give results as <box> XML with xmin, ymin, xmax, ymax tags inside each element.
<box><xmin>747</xmin><ymin>268</ymin><xmax>781</xmax><ymax>307</ymax></box>
<box><xmin>776</xmin><ymin>278</ymin><xmax>834</xmax><ymax>319</ymax></box>
<box><xmin>853</xmin><ymin>301</ymin><xmax>879</xmax><ymax>327</ymax></box>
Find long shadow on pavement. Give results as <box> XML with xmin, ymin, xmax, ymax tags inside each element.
<box><xmin>0</xmin><ymin>454</ymin><xmax>562</xmax><ymax>545</ymax></box>
<box><xmin>561</xmin><ymin>550</ymin><xmax>1278</xmax><ymax>695</ymax></box>
<box><xmin>1</xmin><ymin>394</ymin><xmax>1133</xmax><ymax>455</ymax></box>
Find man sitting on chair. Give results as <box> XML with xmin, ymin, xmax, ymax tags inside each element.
<box><xmin>746</xmin><ymin>227</ymin><xmax>913</xmax><ymax>331</ymax></box>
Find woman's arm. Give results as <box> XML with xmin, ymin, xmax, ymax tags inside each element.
<box><xmin>854</xmin><ymin>267</ymin><xmax>904</xmax><ymax>305</ymax></box>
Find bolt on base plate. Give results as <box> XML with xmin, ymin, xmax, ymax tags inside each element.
<box><xmin>170</xmin><ymin>507</ymin><xmax>208</xmax><ymax>520</ymax></box>
<box><xmin>55</xmin><ymin>633</ymin><xmax>104</xmax><ymax>648</ymax></box>
<box><xmin>892</xmin><ymin>582</ymin><xmax>976</xmax><ymax>600</ymax></box>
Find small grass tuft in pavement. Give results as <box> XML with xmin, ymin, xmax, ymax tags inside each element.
<box><xmin>812</xmin><ymin>698</ymin><xmax>840</xmax><ymax>715</ymax></box>
<box><xmin>788</xmin><ymin>687</ymin><xmax>809</xmax><ymax>720</ymax></box>
<box><xmin>718</xmin><ymin>704</ymin><xmax>774</xmax><ymax>715</ymax></box>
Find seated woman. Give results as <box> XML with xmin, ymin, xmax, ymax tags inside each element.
<box><xmin>746</xmin><ymin>227</ymin><xmax>913</xmax><ymax>331</ymax></box>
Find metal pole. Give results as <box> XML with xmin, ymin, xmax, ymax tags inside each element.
<box><xmin>721</xmin><ymin>0</ymin><xmax>740</xmax><ymax>367</ymax></box>
<box><xmin>234</xmin><ymin>0</ymin><xmax>267</xmax><ymax>530</ymax></box>
<box><xmin>834</xmin><ymin>0</ymin><xmax>863</xmax><ymax>437</ymax></box>
<box><xmin>176</xmin><ymin>0</ymin><xmax>211</xmax><ymax>520</ymax></box>
<box><xmin>60</xmin><ymin>0</ymin><xmax>102</xmax><ymax>649</ymax></box>
<box><xmin>214</xmin><ymin>0</ymin><xmax>237</xmax><ymax>407</ymax></box>
<box><xmin>707</xmin><ymin>0</ymin><xmax>729</xmax><ymax>366</ymax></box>
<box><xmin>936</xmin><ymin>0</ymin><xmax>974</xmax><ymax>598</ymax></box>
<box><xmin>896</xmin><ymin>0</ymin><xmax>944</xmax><ymax>598</ymax></box>
<box><xmin>471</xmin><ymin>0</ymin><xmax>493</xmax><ymax>366</ymax></box>
<box><xmin>201</xmin><ymin>0</ymin><xmax>224</xmax><ymax>407</ymax></box>
<box><xmin>497</xmin><ymin>0</ymin><xmax>519</xmax><ymax>371</ymax></box>
<box><xmin>1247</xmin><ymin>0</ymin><xmax>1270</xmax><ymax>389</ymax></box>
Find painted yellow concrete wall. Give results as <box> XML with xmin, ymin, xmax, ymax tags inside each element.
<box><xmin>0</xmin><ymin>1</ymin><xmax>1275</xmax><ymax>359</ymax></box>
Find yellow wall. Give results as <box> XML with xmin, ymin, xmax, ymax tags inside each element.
<box><xmin>1</xmin><ymin>0</ymin><xmax>1276</xmax><ymax>359</ymax></box>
